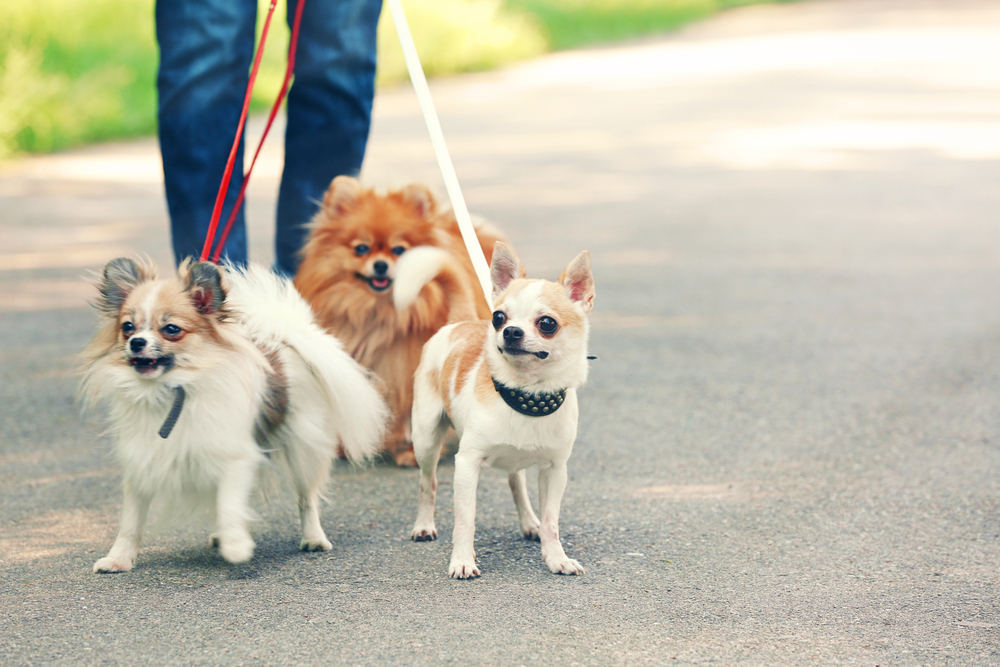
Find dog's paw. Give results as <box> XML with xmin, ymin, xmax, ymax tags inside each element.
<box><xmin>448</xmin><ymin>559</ymin><xmax>481</xmax><ymax>579</ymax></box>
<box><xmin>521</xmin><ymin>521</ymin><xmax>541</xmax><ymax>541</ymax></box>
<box><xmin>545</xmin><ymin>556</ymin><xmax>585</xmax><ymax>576</ymax></box>
<box><xmin>218</xmin><ymin>534</ymin><xmax>255</xmax><ymax>564</ymax></box>
<box><xmin>393</xmin><ymin>449</ymin><xmax>418</xmax><ymax>468</ymax></box>
<box><xmin>411</xmin><ymin>525</ymin><xmax>438</xmax><ymax>542</ymax></box>
<box><xmin>93</xmin><ymin>556</ymin><xmax>133</xmax><ymax>574</ymax></box>
<box><xmin>300</xmin><ymin>536</ymin><xmax>333</xmax><ymax>552</ymax></box>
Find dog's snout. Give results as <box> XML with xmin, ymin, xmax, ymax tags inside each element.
<box><xmin>129</xmin><ymin>337</ymin><xmax>147</xmax><ymax>353</ymax></box>
<box><xmin>503</xmin><ymin>326</ymin><xmax>524</xmax><ymax>342</ymax></box>
<box><xmin>373</xmin><ymin>260</ymin><xmax>389</xmax><ymax>276</ymax></box>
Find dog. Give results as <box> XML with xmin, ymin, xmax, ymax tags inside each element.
<box><xmin>80</xmin><ymin>258</ymin><xmax>388</xmax><ymax>572</ymax></box>
<box><xmin>294</xmin><ymin>175</ymin><xmax>506</xmax><ymax>466</ymax></box>
<box><xmin>409</xmin><ymin>242</ymin><xmax>595</xmax><ymax>578</ymax></box>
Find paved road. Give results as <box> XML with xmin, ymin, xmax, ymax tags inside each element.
<box><xmin>3</xmin><ymin>0</ymin><xmax>1000</xmax><ymax>664</ymax></box>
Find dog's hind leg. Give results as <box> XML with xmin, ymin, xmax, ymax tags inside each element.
<box><xmin>298</xmin><ymin>486</ymin><xmax>333</xmax><ymax>552</ymax></box>
<box><xmin>282</xmin><ymin>433</ymin><xmax>335</xmax><ymax>552</ymax></box>
<box><xmin>214</xmin><ymin>457</ymin><xmax>258</xmax><ymax>564</ymax></box>
<box><xmin>94</xmin><ymin>479</ymin><xmax>150</xmax><ymax>573</ymax></box>
<box><xmin>509</xmin><ymin>469</ymin><xmax>541</xmax><ymax>540</ymax></box>
<box><xmin>297</xmin><ymin>448</ymin><xmax>334</xmax><ymax>552</ymax></box>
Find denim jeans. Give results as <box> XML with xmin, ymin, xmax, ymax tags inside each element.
<box><xmin>156</xmin><ymin>0</ymin><xmax>381</xmax><ymax>276</ymax></box>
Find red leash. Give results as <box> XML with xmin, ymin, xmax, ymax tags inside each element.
<box><xmin>201</xmin><ymin>0</ymin><xmax>306</xmax><ymax>264</ymax></box>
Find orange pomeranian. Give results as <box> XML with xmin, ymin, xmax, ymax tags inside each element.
<box><xmin>294</xmin><ymin>176</ymin><xmax>507</xmax><ymax>466</ymax></box>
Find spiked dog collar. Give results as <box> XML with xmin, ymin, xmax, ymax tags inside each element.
<box><xmin>492</xmin><ymin>378</ymin><xmax>567</xmax><ymax>417</ymax></box>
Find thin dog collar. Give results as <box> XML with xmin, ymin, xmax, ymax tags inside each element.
<box><xmin>158</xmin><ymin>386</ymin><xmax>186</xmax><ymax>439</ymax></box>
<box><xmin>492</xmin><ymin>378</ymin><xmax>567</xmax><ymax>417</ymax></box>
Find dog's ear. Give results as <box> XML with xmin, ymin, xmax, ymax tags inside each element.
<box><xmin>322</xmin><ymin>176</ymin><xmax>363</xmax><ymax>216</ymax></box>
<box><xmin>490</xmin><ymin>242</ymin><xmax>526</xmax><ymax>299</ymax></box>
<box><xmin>398</xmin><ymin>184</ymin><xmax>436</xmax><ymax>218</ymax></box>
<box><xmin>558</xmin><ymin>250</ymin><xmax>595</xmax><ymax>313</ymax></box>
<box><xmin>184</xmin><ymin>261</ymin><xmax>226</xmax><ymax>316</ymax></box>
<box><xmin>95</xmin><ymin>257</ymin><xmax>150</xmax><ymax>317</ymax></box>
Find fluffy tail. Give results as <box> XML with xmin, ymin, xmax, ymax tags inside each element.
<box><xmin>225</xmin><ymin>264</ymin><xmax>388</xmax><ymax>462</ymax></box>
<box><xmin>392</xmin><ymin>246</ymin><xmax>479</xmax><ymax>323</ymax></box>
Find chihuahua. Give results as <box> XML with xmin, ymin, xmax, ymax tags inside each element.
<box><xmin>409</xmin><ymin>242</ymin><xmax>594</xmax><ymax>578</ymax></box>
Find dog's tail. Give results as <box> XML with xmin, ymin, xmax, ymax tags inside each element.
<box><xmin>226</xmin><ymin>265</ymin><xmax>388</xmax><ymax>462</ymax></box>
<box><xmin>392</xmin><ymin>246</ymin><xmax>480</xmax><ymax>323</ymax></box>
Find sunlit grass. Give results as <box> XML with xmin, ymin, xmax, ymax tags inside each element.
<box><xmin>0</xmin><ymin>0</ymin><xmax>793</xmax><ymax>159</ymax></box>
<box><xmin>507</xmin><ymin>0</ymin><xmax>792</xmax><ymax>50</ymax></box>
<box><xmin>0</xmin><ymin>0</ymin><xmax>158</xmax><ymax>158</ymax></box>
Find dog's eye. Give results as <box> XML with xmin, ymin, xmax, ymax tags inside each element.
<box><xmin>391</xmin><ymin>246</ymin><xmax>406</xmax><ymax>256</ymax></box>
<box><xmin>121</xmin><ymin>322</ymin><xmax>135</xmax><ymax>336</ymax></box>
<box><xmin>354</xmin><ymin>244</ymin><xmax>370</xmax><ymax>256</ymax></box>
<box><xmin>537</xmin><ymin>316</ymin><xmax>559</xmax><ymax>335</ymax></box>
<box><xmin>492</xmin><ymin>311</ymin><xmax>506</xmax><ymax>329</ymax></box>
<box><xmin>161</xmin><ymin>324</ymin><xmax>183</xmax><ymax>339</ymax></box>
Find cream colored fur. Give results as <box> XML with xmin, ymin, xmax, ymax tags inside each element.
<box><xmin>80</xmin><ymin>260</ymin><xmax>387</xmax><ymax>573</ymax></box>
<box><xmin>409</xmin><ymin>243</ymin><xmax>595</xmax><ymax>578</ymax></box>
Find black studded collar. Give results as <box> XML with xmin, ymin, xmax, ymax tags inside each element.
<box><xmin>492</xmin><ymin>378</ymin><xmax>567</xmax><ymax>417</ymax></box>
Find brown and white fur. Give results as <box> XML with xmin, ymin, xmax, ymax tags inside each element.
<box><xmin>409</xmin><ymin>243</ymin><xmax>595</xmax><ymax>578</ymax></box>
<box><xmin>80</xmin><ymin>258</ymin><xmax>387</xmax><ymax>572</ymax></box>
<box><xmin>294</xmin><ymin>175</ymin><xmax>506</xmax><ymax>466</ymax></box>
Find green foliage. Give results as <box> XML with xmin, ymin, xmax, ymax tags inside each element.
<box><xmin>0</xmin><ymin>0</ymin><xmax>158</xmax><ymax>158</ymax></box>
<box><xmin>0</xmin><ymin>0</ymin><xmax>793</xmax><ymax>159</ymax></box>
<box><xmin>506</xmin><ymin>0</ymin><xmax>714</xmax><ymax>50</ymax></box>
<box><xmin>505</xmin><ymin>0</ymin><xmax>791</xmax><ymax>50</ymax></box>
<box><xmin>376</xmin><ymin>0</ymin><xmax>546</xmax><ymax>85</ymax></box>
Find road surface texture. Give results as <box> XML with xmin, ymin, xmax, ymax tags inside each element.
<box><xmin>2</xmin><ymin>0</ymin><xmax>999</xmax><ymax>664</ymax></box>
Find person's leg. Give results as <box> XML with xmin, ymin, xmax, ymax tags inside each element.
<box><xmin>275</xmin><ymin>0</ymin><xmax>382</xmax><ymax>277</ymax></box>
<box><xmin>156</xmin><ymin>0</ymin><xmax>257</xmax><ymax>267</ymax></box>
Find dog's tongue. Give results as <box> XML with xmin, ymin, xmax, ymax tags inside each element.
<box><xmin>372</xmin><ymin>277</ymin><xmax>390</xmax><ymax>289</ymax></box>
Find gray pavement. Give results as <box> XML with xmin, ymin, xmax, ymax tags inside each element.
<box><xmin>2</xmin><ymin>0</ymin><xmax>1000</xmax><ymax>664</ymax></box>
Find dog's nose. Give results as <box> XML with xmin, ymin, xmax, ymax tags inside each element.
<box><xmin>129</xmin><ymin>337</ymin><xmax>147</xmax><ymax>353</ymax></box>
<box><xmin>373</xmin><ymin>260</ymin><xmax>389</xmax><ymax>276</ymax></box>
<box><xmin>503</xmin><ymin>326</ymin><xmax>524</xmax><ymax>342</ymax></box>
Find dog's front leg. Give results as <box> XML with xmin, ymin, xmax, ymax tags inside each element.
<box><xmin>449</xmin><ymin>447</ymin><xmax>485</xmax><ymax>579</ymax></box>
<box><xmin>411</xmin><ymin>450</ymin><xmax>441</xmax><ymax>541</ymax></box>
<box><xmin>411</xmin><ymin>415</ymin><xmax>449</xmax><ymax>542</ymax></box>
<box><xmin>94</xmin><ymin>479</ymin><xmax>150</xmax><ymax>573</ymax></box>
<box><xmin>214</xmin><ymin>457</ymin><xmax>258</xmax><ymax>564</ymax></box>
<box><xmin>537</xmin><ymin>461</ymin><xmax>584</xmax><ymax>575</ymax></box>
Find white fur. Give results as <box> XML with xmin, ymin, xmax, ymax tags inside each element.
<box><xmin>409</xmin><ymin>246</ymin><xmax>594</xmax><ymax>578</ymax></box>
<box><xmin>391</xmin><ymin>245</ymin><xmax>452</xmax><ymax>313</ymax></box>
<box><xmin>82</xmin><ymin>263</ymin><xmax>388</xmax><ymax>573</ymax></box>
<box><xmin>225</xmin><ymin>265</ymin><xmax>387</xmax><ymax>462</ymax></box>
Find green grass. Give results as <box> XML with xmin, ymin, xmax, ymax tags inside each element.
<box><xmin>506</xmin><ymin>0</ymin><xmax>794</xmax><ymax>50</ymax></box>
<box><xmin>0</xmin><ymin>0</ymin><xmax>158</xmax><ymax>158</ymax></box>
<box><xmin>0</xmin><ymin>0</ymin><xmax>793</xmax><ymax>160</ymax></box>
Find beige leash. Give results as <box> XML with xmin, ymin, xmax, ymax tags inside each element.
<box><xmin>386</xmin><ymin>0</ymin><xmax>495</xmax><ymax>311</ymax></box>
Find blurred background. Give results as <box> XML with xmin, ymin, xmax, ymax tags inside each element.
<box><xmin>0</xmin><ymin>0</ymin><xmax>793</xmax><ymax>161</ymax></box>
<box><xmin>3</xmin><ymin>3</ymin><xmax>1000</xmax><ymax>662</ymax></box>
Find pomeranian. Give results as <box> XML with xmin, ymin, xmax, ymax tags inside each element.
<box><xmin>80</xmin><ymin>258</ymin><xmax>387</xmax><ymax>572</ymax></box>
<box><xmin>294</xmin><ymin>175</ymin><xmax>506</xmax><ymax>466</ymax></box>
<box><xmin>410</xmin><ymin>242</ymin><xmax>595</xmax><ymax>578</ymax></box>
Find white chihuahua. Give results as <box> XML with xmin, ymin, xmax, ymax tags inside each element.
<box><xmin>409</xmin><ymin>242</ymin><xmax>594</xmax><ymax>578</ymax></box>
<box><xmin>80</xmin><ymin>258</ymin><xmax>387</xmax><ymax>572</ymax></box>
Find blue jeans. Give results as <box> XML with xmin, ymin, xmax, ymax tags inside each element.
<box><xmin>156</xmin><ymin>0</ymin><xmax>381</xmax><ymax>276</ymax></box>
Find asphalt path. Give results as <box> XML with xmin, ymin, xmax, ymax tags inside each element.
<box><xmin>2</xmin><ymin>0</ymin><xmax>1000</xmax><ymax>664</ymax></box>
